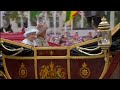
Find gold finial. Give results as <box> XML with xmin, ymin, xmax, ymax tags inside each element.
<box><xmin>101</xmin><ymin>16</ymin><xmax>106</xmax><ymax>21</ymax></box>
<box><xmin>98</xmin><ymin>16</ymin><xmax>110</xmax><ymax>30</ymax></box>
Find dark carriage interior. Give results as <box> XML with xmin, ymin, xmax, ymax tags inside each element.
<box><xmin>0</xmin><ymin>42</ymin><xmax>34</xmax><ymax>56</ymax></box>
<box><xmin>110</xmin><ymin>28</ymin><xmax>120</xmax><ymax>51</ymax></box>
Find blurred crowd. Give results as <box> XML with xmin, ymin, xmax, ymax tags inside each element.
<box><xmin>46</xmin><ymin>31</ymin><xmax>94</xmax><ymax>46</ymax></box>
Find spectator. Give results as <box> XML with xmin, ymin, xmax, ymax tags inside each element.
<box><xmin>84</xmin><ymin>11</ymin><xmax>105</xmax><ymax>28</ymax></box>
<box><xmin>35</xmin><ymin>20</ymin><xmax>49</xmax><ymax>47</ymax></box>
<box><xmin>87</xmin><ymin>32</ymin><xmax>93</xmax><ymax>39</ymax></box>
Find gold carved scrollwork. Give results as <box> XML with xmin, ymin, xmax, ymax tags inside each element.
<box><xmin>39</xmin><ymin>61</ymin><xmax>66</xmax><ymax>79</ymax></box>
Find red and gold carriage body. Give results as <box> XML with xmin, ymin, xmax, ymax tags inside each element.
<box><xmin>0</xmin><ymin>23</ymin><xmax>120</xmax><ymax>79</ymax></box>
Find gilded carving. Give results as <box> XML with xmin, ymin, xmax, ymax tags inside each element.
<box><xmin>18</xmin><ymin>63</ymin><xmax>27</xmax><ymax>78</ymax></box>
<box><xmin>39</xmin><ymin>61</ymin><xmax>66</xmax><ymax>79</ymax></box>
<box><xmin>80</xmin><ymin>62</ymin><xmax>90</xmax><ymax>79</ymax></box>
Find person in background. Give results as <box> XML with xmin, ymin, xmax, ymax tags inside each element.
<box><xmin>87</xmin><ymin>32</ymin><xmax>93</xmax><ymax>40</ymax></box>
<box><xmin>35</xmin><ymin>20</ymin><xmax>49</xmax><ymax>47</ymax></box>
<box><xmin>21</xmin><ymin>26</ymin><xmax>38</xmax><ymax>46</ymax></box>
<box><xmin>84</xmin><ymin>11</ymin><xmax>105</xmax><ymax>28</ymax></box>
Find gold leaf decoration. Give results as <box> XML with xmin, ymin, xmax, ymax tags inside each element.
<box><xmin>39</xmin><ymin>61</ymin><xmax>66</xmax><ymax>79</ymax></box>
<box><xmin>80</xmin><ymin>62</ymin><xmax>90</xmax><ymax>79</ymax></box>
<box><xmin>18</xmin><ymin>63</ymin><xmax>27</xmax><ymax>78</ymax></box>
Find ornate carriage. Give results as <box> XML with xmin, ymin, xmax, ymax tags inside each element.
<box><xmin>0</xmin><ymin>23</ymin><xmax>120</xmax><ymax>79</ymax></box>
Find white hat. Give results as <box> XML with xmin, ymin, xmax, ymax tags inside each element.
<box><xmin>24</xmin><ymin>26</ymin><xmax>38</xmax><ymax>37</ymax></box>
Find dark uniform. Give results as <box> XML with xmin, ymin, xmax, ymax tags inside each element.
<box><xmin>84</xmin><ymin>11</ymin><xmax>105</xmax><ymax>28</ymax></box>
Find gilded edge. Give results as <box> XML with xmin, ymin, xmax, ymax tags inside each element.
<box><xmin>67</xmin><ymin>47</ymin><xmax>71</xmax><ymax>79</ymax></box>
<box><xmin>70</xmin><ymin>38</ymin><xmax>98</xmax><ymax>50</ymax></box>
<box><xmin>112</xmin><ymin>23</ymin><xmax>120</xmax><ymax>36</ymax></box>
<box><xmin>2</xmin><ymin>54</ymin><xmax>12</xmax><ymax>79</ymax></box>
<box><xmin>33</xmin><ymin>47</ymin><xmax>38</xmax><ymax>79</ymax></box>
<box><xmin>0</xmin><ymin>70</ymin><xmax>7</xmax><ymax>79</ymax></box>
<box><xmin>99</xmin><ymin>50</ymin><xmax>111</xmax><ymax>79</ymax></box>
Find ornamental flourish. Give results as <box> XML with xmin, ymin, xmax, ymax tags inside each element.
<box><xmin>39</xmin><ymin>61</ymin><xmax>66</xmax><ymax>79</ymax></box>
<box><xmin>18</xmin><ymin>63</ymin><xmax>27</xmax><ymax>78</ymax></box>
<box><xmin>80</xmin><ymin>62</ymin><xmax>91</xmax><ymax>79</ymax></box>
